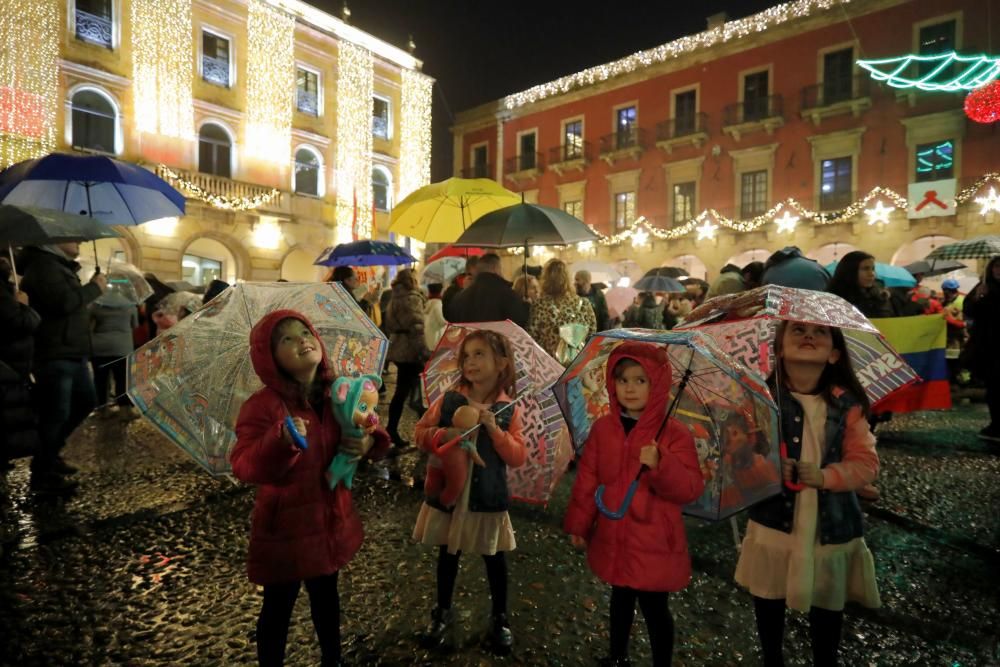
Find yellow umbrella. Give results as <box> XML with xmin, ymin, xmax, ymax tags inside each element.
<box><xmin>388</xmin><ymin>177</ymin><xmax>520</xmax><ymax>243</ymax></box>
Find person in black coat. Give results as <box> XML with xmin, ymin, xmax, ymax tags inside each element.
<box><xmin>0</xmin><ymin>258</ymin><xmax>41</xmax><ymax>469</ymax></box>
<box><xmin>18</xmin><ymin>243</ymin><xmax>107</xmax><ymax>491</ymax></box>
<box><xmin>443</xmin><ymin>253</ymin><xmax>528</xmax><ymax>328</ymax></box>
<box><xmin>964</xmin><ymin>256</ymin><xmax>1000</xmax><ymax>443</ymax></box>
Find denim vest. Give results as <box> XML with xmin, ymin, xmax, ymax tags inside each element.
<box><xmin>748</xmin><ymin>386</ymin><xmax>865</xmax><ymax>545</ymax></box>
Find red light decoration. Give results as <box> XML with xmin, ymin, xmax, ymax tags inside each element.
<box><xmin>965</xmin><ymin>80</ymin><xmax>1000</xmax><ymax>124</ymax></box>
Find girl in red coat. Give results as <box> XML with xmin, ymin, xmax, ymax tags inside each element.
<box><xmin>564</xmin><ymin>341</ymin><xmax>705</xmax><ymax>667</ymax></box>
<box><xmin>411</xmin><ymin>329</ymin><xmax>527</xmax><ymax>654</ymax></box>
<box><xmin>230</xmin><ymin>310</ymin><xmax>390</xmax><ymax>667</ymax></box>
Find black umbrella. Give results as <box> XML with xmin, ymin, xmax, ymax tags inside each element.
<box><xmin>643</xmin><ymin>266</ymin><xmax>688</xmax><ymax>279</ymax></box>
<box><xmin>903</xmin><ymin>259</ymin><xmax>966</xmax><ymax>278</ymax></box>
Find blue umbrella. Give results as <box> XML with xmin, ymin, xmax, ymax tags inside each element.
<box><xmin>633</xmin><ymin>274</ymin><xmax>685</xmax><ymax>292</ymax></box>
<box><xmin>314</xmin><ymin>239</ymin><xmax>416</xmax><ymax>267</ymax></box>
<box><xmin>824</xmin><ymin>260</ymin><xmax>916</xmax><ymax>288</ymax></box>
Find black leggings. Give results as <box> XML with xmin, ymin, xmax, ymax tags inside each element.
<box><xmin>752</xmin><ymin>596</ymin><xmax>844</xmax><ymax>667</ymax></box>
<box><xmin>92</xmin><ymin>356</ymin><xmax>129</xmax><ymax>407</ymax></box>
<box><xmin>436</xmin><ymin>546</ymin><xmax>507</xmax><ymax>616</ymax></box>
<box><xmin>256</xmin><ymin>572</ymin><xmax>340</xmax><ymax>667</ymax></box>
<box><xmin>609</xmin><ymin>586</ymin><xmax>674</xmax><ymax>666</ymax></box>
<box><xmin>387</xmin><ymin>362</ymin><xmax>423</xmax><ymax>435</ymax></box>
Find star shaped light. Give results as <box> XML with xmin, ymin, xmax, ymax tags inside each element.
<box><xmin>974</xmin><ymin>186</ymin><xmax>1000</xmax><ymax>215</ymax></box>
<box><xmin>631</xmin><ymin>227</ymin><xmax>649</xmax><ymax>247</ymax></box>
<box><xmin>864</xmin><ymin>201</ymin><xmax>895</xmax><ymax>226</ymax></box>
<box><xmin>774</xmin><ymin>210</ymin><xmax>799</xmax><ymax>233</ymax></box>
<box><xmin>696</xmin><ymin>219</ymin><xmax>718</xmax><ymax>240</ymax></box>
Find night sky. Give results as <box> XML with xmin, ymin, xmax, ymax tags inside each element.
<box><xmin>308</xmin><ymin>0</ymin><xmax>782</xmax><ymax>180</ymax></box>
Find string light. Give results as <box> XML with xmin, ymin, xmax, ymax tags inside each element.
<box><xmin>132</xmin><ymin>0</ymin><xmax>193</xmax><ymax>138</ymax></box>
<box><xmin>864</xmin><ymin>201</ymin><xmax>895</xmax><ymax>226</ymax></box>
<box><xmin>246</xmin><ymin>0</ymin><xmax>295</xmax><ymax>162</ymax></box>
<box><xmin>502</xmin><ymin>0</ymin><xmax>856</xmax><ymax>110</ymax></box>
<box><xmin>335</xmin><ymin>41</ymin><xmax>374</xmax><ymax>240</ymax></box>
<box><xmin>974</xmin><ymin>187</ymin><xmax>1000</xmax><ymax>215</ymax></box>
<box><xmin>774</xmin><ymin>210</ymin><xmax>799</xmax><ymax>233</ymax></box>
<box><xmin>857</xmin><ymin>52</ymin><xmax>1000</xmax><ymax>92</ymax></box>
<box><xmin>576</xmin><ymin>240</ymin><xmax>595</xmax><ymax>254</ymax></box>
<box><xmin>252</xmin><ymin>218</ymin><xmax>283</xmax><ymax>249</ymax></box>
<box><xmin>398</xmin><ymin>69</ymin><xmax>433</xmax><ymax>201</ymax></box>
<box><xmin>0</xmin><ymin>0</ymin><xmax>58</xmax><ymax>168</ymax></box>
<box><xmin>157</xmin><ymin>164</ymin><xmax>280</xmax><ymax>210</ymax></box>
<box><xmin>955</xmin><ymin>172</ymin><xmax>1000</xmax><ymax>204</ymax></box>
<box><xmin>696</xmin><ymin>219</ymin><xmax>718</xmax><ymax>240</ymax></box>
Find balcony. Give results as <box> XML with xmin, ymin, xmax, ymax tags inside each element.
<box><xmin>599</xmin><ymin>128</ymin><xmax>647</xmax><ymax>165</ymax></box>
<box><xmin>547</xmin><ymin>142</ymin><xmax>590</xmax><ymax>175</ymax></box>
<box><xmin>461</xmin><ymin>164</ymin><xmax>493</xmax><ymax>180</ymax></box>
<box><xmin>296</xmin><ymin>89</ymin><xmax>319</xmax><ymax>116</ymax></box>
<box><xmin>504</xmin><ymin>152</ymin><xmax>543</xmax><ymax>183</ymax></box>
<box><xmin>75</xmin><ymin>9</ymin><xmax>113</xmax><ymax>48</ymax></box>
<box><xmin>722</xmin><ymin>95</ymin><xmax>784</xmax><ymax>140</ymax></box>
<box><xmin>655</xmin><ymin>113</ymin><xmax>709</xmax><ymax>153</ymax></box>
<box><xmin>155</xmin><ymin>165</ymin><xmax>290</xmax><ymax>214</ymax></box>
<box><xmin>800</xmin><ymin>76</ymin><xmax>872</xmax><ymax>125</ymax></box>
<box><xmin>202</xmin><ymin>55</ymin><xmax>230</xmax><ymax>87</ymax></box>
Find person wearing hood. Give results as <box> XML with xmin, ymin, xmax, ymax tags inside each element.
<box><xmin>383</xmin><ymin>268</ymin><xmax>431</xmax><ymax>450</ymax></box>
<box><xmin>762</xmin><ymin>247</ymin><xmax>831</xmax><ymax>292</ymax></box>
<box><xmin>444</xmin><ymin>253</ymin><xmax>529</xmax><ymax>328</ymax></box>
<box><xmin>0</xmin><ymin>257</ymin><xmax>41</xmax><ymax>470</ymax></box>
<box><xmin>706</xmin><ymin>263</ymin><xmax>746</xmax><ymax>299</ymax></box>
<box><xmin>564</xmin><ymin>342</ymin><xmax>704</xmax><ymax>667</ymax></box>
<box><xmin>230</xmin><ymin>310</ymin><xmax>390</xmax><ymax>667</ymax></box>
<box><xmin>18</xmin><ymin>242</ymin><xmax>107</xmax><ymax>492</ymax></box>
<box><xmin>964</xmin><ymin>257</ymin><xmax>1000</xmax><ymax>443</ymax></box>
<box><xmin>623</xmin><ymin>292</ymin><xmax>666</xmax><ymax>329</ymax></box>
<box><xmin>90</xmin><ymin>294</ymin><xmax>140</xmax><ymax>420</ymax></box>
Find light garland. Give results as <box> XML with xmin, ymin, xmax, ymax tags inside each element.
<box><xmin>955</xmin><ymin>172</ymin><xmax>1000</xmax><ymax>204</ymax></box>
<box><xmin>246</xmin><ymin>0</ymin><xmax>295</xmax><ymax>162</ymax></box>
<box><xmin>857</xmin><ymin>52</ymin><xmax>1000</xmax><ymax>92</ymax></box>
<box><xmin>0</xmin><ymin>0</ymin><xmax>58</xmax><ymax>168</ymax></box>
<box><xmin>335</xmin><ymin>41</ymin><xmax>374</xmax><ymax>240</ymax></box>
<box><xmin>974</xmin><ymin>187</ymin><xmax>1000</xmax><ymax>215</ymax></box>
<box><xmin>157</xmin><ymin>164</ymin><xmax>280</xmax><ymax>210</ymax></box>
<box><xmin>132</xmin><ymin>0</ymin><xmax>193</xmax><ymax>138</ymax></box>
<box><xmin>502</xmin><ymin>0</ymin><xmax>855</xmax><ymax>110</ymax></box>
<box><xmin>398</xmin><ymin>69</ymin><xmax>433</xmax><ymax>201</ymax></box>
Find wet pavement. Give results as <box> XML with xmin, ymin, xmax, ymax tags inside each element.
<box><xmin>1</xmin><ymin>381</ymin><xmax>998</xmax><ymax>666</ymax></box>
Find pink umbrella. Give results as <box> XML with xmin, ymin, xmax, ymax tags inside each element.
<box><xmin>605</xmin><ymin>286</ymin><xmax>638</xmax><ymax>320</ymax></box>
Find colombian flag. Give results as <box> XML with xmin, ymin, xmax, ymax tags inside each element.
<box><xmin>870</xmin><ymin>314</ymin><xmax>951</xmax><ymax>413</ymax></box>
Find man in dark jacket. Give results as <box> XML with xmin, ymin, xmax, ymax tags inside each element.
<box><xmin>444</xmin><ymin>253</ymin><xmax>528</xmax><ymax>328</ymax></box>
<box><xmin>440</xmin><ymin>255</ymin><xmax>479</xmax><ymax>316</ymax></box>
<box><xmin>0</xmin><ymin>258</ymin><xmax>41</xmax><ymax>471</ymax></box>
<box><xmin>574</xmin><ymin>270</ymin><xmax>609</xmax><ymax>331</ymax></box>
<box><xmin>18</xmin><ymin>242</ymin><xmax>107</xmax><ymax>492</ymax></box>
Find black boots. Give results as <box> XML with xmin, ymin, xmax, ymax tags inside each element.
<box><xmin>420</xmin><ymin>606</ymin><xmax>453</xmax><ymax>650</ymax></box>
<box><xmin>487</xmin><ymin>613</ymin><xmax>513</xmax><ymax>655</ymax></box>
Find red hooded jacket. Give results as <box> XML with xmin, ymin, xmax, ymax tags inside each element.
<box><xmin>563</xmin><ymin>341</ymin><xmax>704</xmax><ymax>592</ymax></box>
<box><xmin>230</xmin><ymin>309</ymin><xmax>389</xmax><ymax>585</ymax></box>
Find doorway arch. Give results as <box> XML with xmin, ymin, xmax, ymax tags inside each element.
<box><xmin>806</xmin><ymin>242</ymin><xmax>858</xmax><ymax>266</ymax></box>
<box><xmin>280</xmin><ymin>247</ymin><xmax>322</xmax><ymax>281</ymax></box>
<box><xmin>668</xmin><ymin>254</ymin><xmax>708</xmax><ymax>281</ymax></box>
<box><xmin>180</xmin><ymin>236</ymin><xmax>240</xmax><ymax>286</ymax></box>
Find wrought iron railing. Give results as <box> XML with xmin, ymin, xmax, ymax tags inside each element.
<box><xmin>461</xmin><ymin>164</ymin><xmax>492</xmax><ymax>179</ymax></box>
<box><xmin>372</xmin><ymin>115</ymin><xmax>389</xmax><ymax>139</ymax></box>
<box><xmin>504</xmin><ymin>152</ymin><xmax>544</xmax><ymax>174</ymax></box>
<box><xmin>801</xmin><ymin>76</ymin><xmax>871</xmax><ymax>110</ymax></box>
<box><xmin>202</xmin><ymin>55</ymin><xmax>230</xmax><ymax>87</ymax></box>
<box><xmin>549</xmin><ymin>141</ymin><xmax>591</xmax><ymax>164</ymax></box>
<box><xmin>724</xmin><ymin>95</ymin><xmax>783</xmax><ymax>125</ymax></box>
<box><xmin>296</xmin><ymin>89</ymin><xmax>319</xmax><ymax>116</ymax></box>
<box><xmin>75</xmin><ymin>9</ymin><xmax>112</xmax><ymax>48</ymax></box>
<box><xmin>656</xmin><ymin>112</ymin><xmax>709</xmax><ymax>141</ymax></box>
<box><xmin>599</xmin><ymin>127</ymin><xmax>648</xmax><ymax>154</ymax></box>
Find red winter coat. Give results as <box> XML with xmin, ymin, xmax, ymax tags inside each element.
<box><xmin>563</xmin><ymin>341</ymin><xmax>704</xmax><ymax>592</ymax></box>
<box><xmin>230</xmin><ymin>309</ymin><xmax>389</xmax><ymax>585</ymax></box>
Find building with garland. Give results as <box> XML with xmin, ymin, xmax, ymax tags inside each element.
<box><xmin>0</xmin><ymin>0</ymin><xmax>432</xmax><ymax>285</ymax></box>
<box><xmin>451</xmin><ymin>0</ymin><xmax>999</xmax><ymax>282</ymax></box>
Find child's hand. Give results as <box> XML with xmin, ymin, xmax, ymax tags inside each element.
<box><xmin>639</xmin><ymin>444</ymin><xmax>660</xmax><ymax>469</ymax></box>
<box><xmin>479</xmin><ymin>409</ymin><xmax>497</xmax><ymax>433</ymax></box>
<box><xmin>442</xmin><ymin>427</ymin><xmax>465</xmax><ymax>443</ymax></box>
<box><xmin>570</xmin><ymin>535</ymin><xmax>587</xmax><ymax>550</ymax></box>
<box><xmin>339</xmin><ymin>436</ymin><xmax>372</xmax><ymax>460</ymax></box>
<box><xmin>782</xmin><ymin>458</ymin><xmax>797</xmax><ymax>483</ymax></box>
<box><xmin>796</xmin><ymin>461</ymin><xmax>825</xmax><ymax>488</ymax></box>
<box><xmin>283</xmin><ymin>417</ymin><xmax>308</xmax><ymax>445</ymax></box>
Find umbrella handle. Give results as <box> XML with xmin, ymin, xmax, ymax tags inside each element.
<box><xmin>779</xmin><ymin>440</ymin><xmax>804</xmax><ymax>491</ymax></box>
<box><xmin>594</xmin><ymin>466</ymin><xmax>647</xmax><ymax>520</ymax></box>
<box><xmin>284</xmin><ymin>416</ymin><xmax>308</xmax><ymax>450</ymax></box>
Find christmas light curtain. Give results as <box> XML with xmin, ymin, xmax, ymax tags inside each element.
<box><xmin>335</xmin><ymin>42</ymin><xmax>374</xmax><ymax>242</ymax></box>
<box><xmin>132</xmin><ymin>0</ymin><xmax>194</xmax><ymax>139</ymax></box>
<box><xmin>245</xmin><ymin>0</ymin><xmax>295</xmax><ymax>163</ymax></box>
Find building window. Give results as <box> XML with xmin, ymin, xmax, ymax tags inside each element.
<box><xmin>518</xmin><ymin>132</ymin><xmax>537</xmax><ymax>170</ymax></box>
<box><xmin>743</xmin><ymin>71</ymin><xmax>769</xmax><ymax>121</ymax></box>
<box><xmin>372</xmin><ymin>167</ymin><xmax>391</xmax><ymax>211</ymax></box>
<box><xmin>563</xmin><ymin>120</ymin><xmax>583</xmax><ymax>160</ymax></box>
<box><xmin>471</xmin><ymin>145</ymin><xmax>488</xmax><ymax>178</ymax></box>
<box><xmin>373</xmin><ymin>97</ymin><xmax>390</xmax><ymax>139</ymax></box>
<box><xmin>740</xmin><ymin>170</ymin><xmax>768</xmax><ymax>218</ymax></box>
<box><xmin>75</xmin><ymin>0</ymin><xmax>113</xmax><ymax>48</ymax></box>
<box><xmin>564</xmin><ymin>200</ymin><xmax>583</xmax><ymax>219</ymax></box>
<box><xmin>183</xmin><ymin>254</ymin><xmax>222</xmax><ymax>287</ymax></box>
<box><xmin>915</xmin><ymin>139</ymin><xmax>954</xmax><ymax>182</ymax></box>
<box><xmin>71</xmin><ymin>89</ymin><xmax>116</xmax><ymax>153</ymax></box>
<box><xmin>202</xmin><ymin>31</ymin><xmax>231</xmax><ymax>87</ymax></box>
<box><xmin>822</xmin><ymin>48</ymin><xmax>854</xmax><ymax>105</ymax></box>
<box><xmin>674</xmin><ymin>90</ymin><xmax>697</xmax><ymax>136</ymax></box>
<box><xmin>820</xmin><ymin>157</ymin><xmax>852</xmax><ymax>210</ymax></box>
<box><xmin>672</xmin><ymin>181</ymin><xmax>696</xmax><ymax>226</ymax></box>
<box><xmin>294</xmin><ymin>148</ymin><xmax>321</xmax><ymax>196</ymax></box>
<box><xmin>296</xmin><ymin>68</ymin><xmax>320</xmax><ymax>116</ymax></box>
<box><xmin>198</xmin><ymin>123</ymin><xmax>232</xmax><ymax>178</ymax></box>
<box><xmin>917</xmin><ymin>20</ymin><xmax>956</xmax><ymax>77</ymax></box>
<box><xmin>613</xmin><ymin>191</ymin><xmax>636</xmax><ymax>230</ymax></box>
<box><xmin>616</xmin><ymin>106</ymin><xmax>637</xmax><ymax>149</ymax></box>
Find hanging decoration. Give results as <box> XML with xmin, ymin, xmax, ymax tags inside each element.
<box><xmin>964</xmin><ymin>80</ymin><xmax>1000</xmax><ymax>123</ymax></box>
<box><xmin>398</xmin><ymin>69</ymin><xmax>433</xmax><ymax>201</ymax></box>
<box><xmin>864</xmin><ymin>201</ymin><xmax>895</xmax><ymax>226</ymax></box>
<box><xmin>857</xmin><ymin>52</ymin><xmax>1000</xmax><ymax>91</ymax></box>
<box><xmin>974</xmin><ymin>187</ymin><xmax>1000</xmax><ymax>216</ymax></box>
<box><xmin>132</xmin><ymin>0</ymin><xmax>193</xmax><ymax>139</ymax></box>
<box><xmin>955</xmin><ymin>172</ymin><xmax>1000</xmax><ymax>205</ymax></box>
<box><xmin>245</xmin><ymin>0</ymin><xmax>295</xmax><ymax>162</ymax></box>
<box><xmin>157</xmin><ymin>165</ymin><xmax>280</xmax><ymax>211</ymax></box>
<box><xmin>335</xmin><ymin>42</ymin><xmax>374</xmax><ymax>241</ymax></box>
<box><xmin>773</xmin><ymin>210</ymin><xmax>799</xmax><ymax>233</ymax></box>
<box><xmin>696</xmin><ymin>218</ymin><xmax>718</xmax><ymax>240</ymax></box>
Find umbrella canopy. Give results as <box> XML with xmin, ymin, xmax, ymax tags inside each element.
<box><xmin>925</xmin><ymin>235</ymin><xmax>1000</xmax><ymax>261</ymax></box>
<box><xmin>633</xmin><ymin>274</ymin><xmax>685</xmax><ymax>293</ymax></box>
<box><xmin>421</xmin><ymin>321</ymin><xmax>572</xmax><ymax>505</ymax></box>
<box><xmin>604</xmin><ymin>286</ymin><xmax>639</xmax><ymax>320</ymax></box>
<box><xmin>421</xmin><ymin>256</ymin><xmax>466</xmax><ymax>285</ymax></box>
<box><xmin>824</xmin><ymin>260</ymin><xmax>916</xmax><ymax>288</ymax></box>
<box><xmin>127</xmin><ymin>282</ymin><xmax>388</xmax><ymax>475</ymax></box>
<box><xmin>314</xmin><ymin>240</ymin><xmax>416</xmax><ymax>267</ymax></box>
<box><xmin>452</xmin><ymin>202</ymin><xmax>599</xmax><ymax>249</ymax></box>
<box><xmin>426</xmin><ymin>244</ymin><xmax>485</xmax><ymax>263</ymax></box>
<box><xmin>388</xmin><ymin>177</ymin><xmax>521</xmax><ymax>243</ymax></box>
<box><xmin>0</xmin><ymin>154</ymin><xmax>185</xmax><ymax>226</ymax></box>
<box><xmin>902</xmin><ymin>259</ymin><xmax>967</xmax><ymax>278</ymax></box>
<box><xmin>0</xmin><ymin>204</ymin><xmax>122</xmax><ymax>245</ymax></box>
<box><xmin>645</xmin><ymin>266</ymin><xmax>688</xmax><ymax>279</ymax></box>
<box><xmin>78</xmin><ymin>258</ymin><xmax>153</xmax><ymax>306</ymax></box>
<box><xmin>552</xmin><ymin>329</ymin><xmax>781</xmax><ymax>521</ymax></box>
<box><xmin>677</xmin><ymin>285</ymin><xmax>918</xmax><ymax>405</ymax></box>
<box><xmin>569</xmin><ymin>260</ymin><xmax>621</xmax><ymax>286</ymax></box>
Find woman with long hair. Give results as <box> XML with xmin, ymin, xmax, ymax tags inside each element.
<box><xmin>528</xmin><ymin>259</ymin><xmax>596</xmax><ymax>362</ymax></box>
<box><xmin>964</xmin><ymin>256</ymin><xmax>1000</xmax><ymax>443</ymax></box>
<box><xmin>383</xmin><ymin>268</ymin><xmax>431</xmax><ymax>451</ymax></box>
<box><xmin>827</xmin><ymin>251</ymin><xmax>895</xmax><ymax>318</ymax></box>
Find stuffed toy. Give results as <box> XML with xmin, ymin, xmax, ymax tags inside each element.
<box><xmin>425</xmin><ymin>392</ymin><xmax>486</xmax><ymax>508</ymax></box>
<box><xmin>326</xmin><ymin>374</ymin><xmax>381</xmax><ymax>489</ymax></box>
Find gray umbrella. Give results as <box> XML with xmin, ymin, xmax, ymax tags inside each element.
<box><xmin>903</xmin><ymin>259</ymin><xmax>966</xmax><ymax>278</ymax></box>
<box><xmin>452</xmin><ymin>202</ymin><xmax>599</xmax><ymax>250</ymax></box>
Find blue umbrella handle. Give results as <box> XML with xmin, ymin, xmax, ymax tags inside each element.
<box><xmin>284</xmin><ymin>416</ymin><xmax>308</xmax><ymax>450</ymax></box>
<box><xmin>594</xmin><ymin>466</ymin><xmax>647</xmax><ymax>520</ymax></box>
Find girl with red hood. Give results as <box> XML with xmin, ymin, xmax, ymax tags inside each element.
<box><xmin>230</xmin><ymin>310</ymin><xmax>390</xmax><ymax>667</ymax></box>
<box><xmin>564</xmin><ymin>341</ymin><xmax>705</xmax><ymax>667</ymax></box>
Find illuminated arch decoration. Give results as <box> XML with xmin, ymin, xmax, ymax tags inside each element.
<box><xmin>857</xmin><ymin>52</ymin><xmax>1000</xmax><ymax>92</ymax></box>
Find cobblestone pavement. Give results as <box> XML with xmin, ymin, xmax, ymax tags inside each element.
<box><xmin>1</xmin><ymin>377</ymin><xmax>998</xmax><ymax>666</ymax></box>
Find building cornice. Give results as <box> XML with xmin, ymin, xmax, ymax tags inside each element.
<box><xmin>193</xmin><ymin>98</ymin><xmax>244</xmax><ymax>123</ymax></box>
<box><xmin>60</xmin><ymin>60</ymin><xmax>132</xmax><ymax>89</ymax></box>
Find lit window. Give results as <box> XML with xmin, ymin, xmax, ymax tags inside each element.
<box><xmin>294</xmin><ymin>148</ymin><xmax>321</xmax><ymax>196</ymax></box>
<box><xmin>202</xmin><ymin>32</ymin><xmax>231</xmax><ymax>87</ymax></box>
<box><xmin>296</xmin><ymin>69</ymin><xmax>320</xmax><ymax>116</ymax></box>
<box><xmin>183</xmin><ymin>254</ymin><xmax>222</xmax><ymax>287</ymax></box>
<box><xmin>616</xmin><ymin>107</ymin><xmax>637</xmax><ymax>149</ymax></box>
<box><xmin>614</xmin><ymin>192</ymin><xmax>636</xmax><ymax>230</ymax></box>
<box><xmin>740</xmin><ymin>170</ymin><xmax>768</xmax><ymax>217</ymax></box>
<box><xmin>372</xmin><ymin>168</ymin><xmax>391</xmax><ymax>211</ymax></box>
<box><xmin>373</xmin><ymin>97</ymin><xmax>390</xmax><ymax>139</ymax></box>
<box><xmin>820</xmin><ymin>157</ymin><xmax>852</xmax><ymax>209</ymax></box>
<box><xmin>915</xmin><ymin>140</ymin><xmax>954</xmax><ymax>182</ymax></box>
<box><xmin>198</xmin><ymin>124</ymin><xmax>232</xmax><ymax>177</ymax></box>
<box><xmin>563</xmin><ymin>120</ymin><xmax>583</xmax><ymax>160</ymax></box>
<box><xmin>564</xmin><ymin>200</ymin><xmax>583</xmax><ymax>219</ymax></box>
<box><xmin>672</xmin><ymin>181</ymin><xmax>696</xmax><ymax>226</ymax></box>
<box><xmin>71</xmin><ymin>90</ymin><xmax>116</xmax><ymax>153</ymax></box>
<box><xmin>75</xmin><ymin>0</ymin><xmax>113</xmax><ymax>48</ymax></box>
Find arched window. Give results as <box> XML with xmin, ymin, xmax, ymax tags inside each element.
<box><xmin>294</xmin><ymin>147</ymin><xmax>322</xmax><ymax>196</ymax></box>
<box><xmin>372</xmin><ymin>166</ymin><xmax>391</xmax><ymax>212</ymax></box>
<box><xmin>198</xmin><ymin>123</ymin><xmax>232</xmax><ymax>178</ymax></box>
<box><xmin>71</xmin><ymin>89</ymin><xmax>117</xmax><ymax>153</ymax></box>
